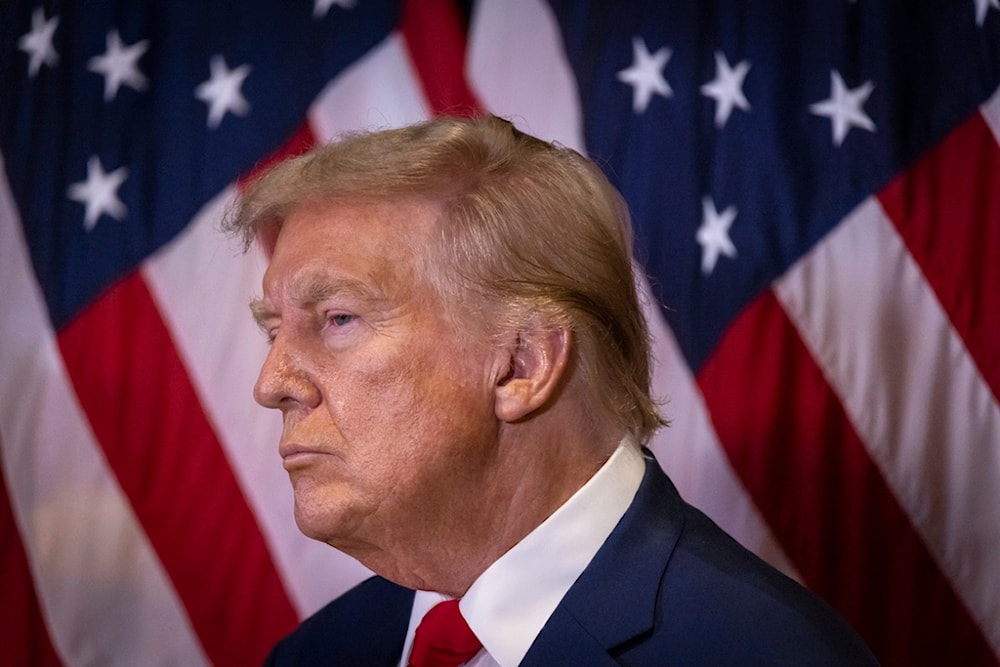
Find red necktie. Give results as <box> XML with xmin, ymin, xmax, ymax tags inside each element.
<box><xmin>408</xmin><ymin>599</ymin><xmax>483</xmax><ymax>667</ymax></box>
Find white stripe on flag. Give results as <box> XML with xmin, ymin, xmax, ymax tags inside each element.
<box><xmin>0</xmin><ymin>155</ymin><xmax>209</xmax><ymax>666</ymax></box>
<box><xmin>309</xmin><ymin>32</ymin><xmax>431</xmax><ymax>141</ymax></box>
<box><xmin>143</xmin><ymin>187</ymin><xmax>372</xmax><ymax>619</ymax></box>
<box><xmin>984</xmin><ymin>83</ymin><xmax>1000</xmax><ymax>144</ymax></box>
<box><xmin>468</xmin><ymin>0</ymin><xmax>586</xmax><ymax>152</ymax></box>
<box><xmin>774</xmin><ymin>196</ymin><xmax>1000</xmax><ymax>657</ymax></box>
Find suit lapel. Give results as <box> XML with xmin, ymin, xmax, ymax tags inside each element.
<box><xmin>521</xmin><ymin>453</ymin><xmax>687</xmax><ymax>664</ymax></box>
<box><xmin>519</xmin><ymin>606</ymin><xmax>623</xmax><ymax>667</ymax></box>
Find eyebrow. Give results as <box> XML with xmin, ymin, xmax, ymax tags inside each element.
<box><xmin>249</xmin><ymin>298</ymin><xmax>274</xmax><ymax>331</ymax></box>
<box><xmin>249</xmin><ymin>273</ymin><xmax>388</xmax><ymax>330</ymax></box>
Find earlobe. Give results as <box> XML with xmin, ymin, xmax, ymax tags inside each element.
<box><xmin>494</xmin><ymin>328</ymin><xmax>571</xmax><ymax>422</ymax></box>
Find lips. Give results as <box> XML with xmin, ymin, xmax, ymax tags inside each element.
<box><xmin>278</xmin><ymin>442</ymin><xmax>331</xmax><ymax>470</ymax></box>
<box><xmin>279</xmin><ymin>442</ymin><xmax>315</xmax><ymax>459</ymax></box>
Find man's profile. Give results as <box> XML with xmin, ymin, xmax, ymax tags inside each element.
<box><xmin>226</xmin><ymin>114</ymin><xmax>877</xmax><ymax>666</ymax></box>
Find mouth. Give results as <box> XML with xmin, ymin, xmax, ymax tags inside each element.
<box><xmin>279</xmin><ymin>443</ymin><xmax>330</xmax><ymax>471</ymax></box>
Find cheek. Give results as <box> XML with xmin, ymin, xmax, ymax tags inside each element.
<box><xmin>348</xmin><ymin>342</ymin><xmax>494</xmax><ymax>454</ymax></box>
<box><xmin>296</xmin><ymin>343</ymin><xmax>499</xmax><ymax>541</ymax></box>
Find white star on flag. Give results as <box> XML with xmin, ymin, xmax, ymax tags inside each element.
<box><xmin>700</xmin><ymin>52</ymin><xmax>751</xmax><ymax>128</ymax></box>
<box><xmin>696</xmin><ymin>196</ymin><xmax>738</xmax><ymax>275</ymax></box>
<box><xmin>195</xmin><ymin>55</ymin><xmax>252</xmax><ymax>129</ymax></box>
<box><xmin>809</xmin><ymin>70</ymin><xmax>876</xmax><ymax>146</ymax></box>
<box><xmin>88</xmin><ymin>30</ymin><xmax>150</xmax><ymax>102</ymax></box>
<box><xmin>67</xmin><ymin>156</ymin><xmax>129</xmax><ymax>231</ymax></box>
<box><xmin>617</xmin><ymin>36</ymin><xmax>672</xmax><ymax>114</ymax></box>
<box><xmin>974</xmin><ymin>0</ymin><xmax>1000</xmax><ymax>25</ymax></box>
<box><xmin>18</xmin><ymin>8</ymin><xmax>59</xmax><ymax>78</ymax></box>
<box><xmin>314</xmin><ymin>0</ymin><xmax>356</xmax><ymax>19</ymax></box>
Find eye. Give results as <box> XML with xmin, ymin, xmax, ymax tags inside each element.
<box><xmin>328</xmin><ymin>313</ymin><xmax>355</xmax><ymax>327</ymax></box>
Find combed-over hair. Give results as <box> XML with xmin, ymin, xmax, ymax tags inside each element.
<box><xmin>225</xmin><ymin>115</ymin><xmax>666</xmax><ymax>443</ymax></box>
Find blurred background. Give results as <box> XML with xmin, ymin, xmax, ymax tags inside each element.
<box><xmin>2</xmin><ymin>0</ymin><xmax>998</xmax><ymax>664</ymax></box>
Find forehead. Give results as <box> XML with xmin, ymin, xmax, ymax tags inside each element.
<box><xmin>262</xmin><ymin>198</ymin><xmax>440</xmax><ymax>301</ymax></box>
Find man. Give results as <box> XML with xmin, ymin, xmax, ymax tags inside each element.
<box><xmin>226</xmin><ymin>115</ymin><xmax>877</xmax><ymax>666</ymax></box>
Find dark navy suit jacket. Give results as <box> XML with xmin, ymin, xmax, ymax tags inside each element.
<box><xmin>265</xmin><ymin>453</ymin><xmax>878</xmax><ymax>666</ymax></box>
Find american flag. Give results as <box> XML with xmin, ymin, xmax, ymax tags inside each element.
<box><xmin>2</xmin><ymin>0</ymin><xmax>998</xmax><ymax>665</ymax></box>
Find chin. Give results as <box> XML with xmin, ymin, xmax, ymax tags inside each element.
<box><xmin>293</xmin><ymin>501</ymin><xmax>333</xmax><ymax>538</ymax></box>
<box><xmin>291</xmin><ymin>491</ymin><xmax>360</xmax><ymax>547</ymax></box>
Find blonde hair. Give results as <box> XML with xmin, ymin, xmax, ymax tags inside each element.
<box><xmin>226</xmin><ymin>115</ymin><xmax>665</xmax><ymax>443</ymax></box>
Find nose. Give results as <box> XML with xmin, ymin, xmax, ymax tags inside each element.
<box><xmin>253</xmin><ymin>336</ymin><xmax>319</xmax><ymax>411</ymax></box>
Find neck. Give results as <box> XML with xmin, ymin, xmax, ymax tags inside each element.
<box><xmin>344</xmin><ymin>409</ymin><xmax>622</xmax><ymax>597</ymax></box>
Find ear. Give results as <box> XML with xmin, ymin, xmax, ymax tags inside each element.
<box><xmin>493</xmin><ymin>327</ymin><xmax>572</xmax><ymax>422</ymax></box>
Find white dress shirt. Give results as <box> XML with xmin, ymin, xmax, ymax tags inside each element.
<box><xmin>397</xmin><ymin>439</ymin><xmax>646</xmax><ymax>667</ymax></box>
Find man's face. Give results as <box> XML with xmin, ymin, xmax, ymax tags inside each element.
<box><xmin>252</xmin><ymin>199</ymin><xmax>501</xmax><ymax>558</ymax></box>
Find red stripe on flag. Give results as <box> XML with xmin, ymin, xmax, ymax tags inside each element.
<box><xmin>697</xmin><ymin>290</ymin><xmax>998</xmax><ymax>667</ymax></box>
<box><xmin>0</xmin><ymin>455</ymin><xmax>63</xmax><ymax>667</ymax></box>
<box><xmin>57</xmin><ymin>273</ymin><xmax>298</xmax><ymax>667</ymax></box>
<box><xmin>878</xmin><ymin>111</ymin><xmax>1000</xmax><ymax>402</ymax></box>
<box><xmin>401</xmin><ymin>0</ymin><xmax>483</xmax><ymax>116</ymax></box>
